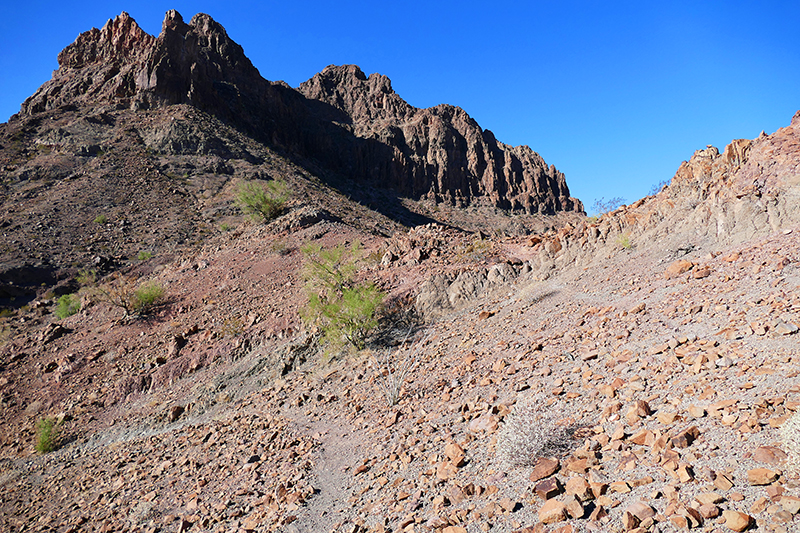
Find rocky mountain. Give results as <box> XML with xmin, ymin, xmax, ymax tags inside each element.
<box><xmin>2</xmin><ymin>8</ymin><xmax>800</xmax><ymax>533</ymax></box>
<box><xmin>20</xmin><ymin>10</ymin><xmax>581</xmax><ymax>215</ymax></box>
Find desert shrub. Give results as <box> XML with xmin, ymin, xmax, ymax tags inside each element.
<box><xmin>93</xmin><ymin>214</ymin><xmax>107</xmax><ymax>224</ymax></box>
<box><xmin>76</xmin><ymin>268</ymin><xmax>97</xmax><ymax>286</ymax></box>
<box><xmin>95</xmin><ymin>277</ymin><xmax>166</xmax><ymax>318</ymax></box>
<box><xmin>649</xmin><ymin>179</ymin><xmax>669</xmax><ymax>195</ymax></box>
<box><xmin>236</xmin><ymin>179</ymin><xmax>289</xmax><ymax>222</ymax></box>
<box><xmin>781</xmin><ymin>411</ymin><xmax>800</xmax><ymax>476</ymax></box>
<box><xmin>372</xmin><ymin>329</ymin><xmax>427</xmax><ymax>406</ymax></box>
<box><xmin>590</xmin><ymin>197</ymin><xmax>626</xmax><ymax>217</ymax></box>
<box><xmin>301</xmin><ymin>242</ymin><xmax>385</xmax><ymax>351</ymax></box>
<box><xmin>496</xmin><ymin>398</ymin><xmax>576</xmax><ymax>468</ymax></box>
<box><xmin>35</xmin><ymin>417</ymin><xmax>60</xmax><ymax>454</ymax></box>
<box><xmin>137</xmin><ymin>251</ymin><xmax>153</xmax><ymax>261</ymax></box>
<box><xmin>54</xmin><ymin>293</ymin><xmax>80</xmax><ymax>319</ymax></box>
<box><xmin>271</xmin><ymin>239</ymin><xmax>291</xmax><ymax>256</ymax></box>
<box><xmin>617</xmin><ymin>233</ymin><xmax>633</xmax><ymax>249</ymax></box>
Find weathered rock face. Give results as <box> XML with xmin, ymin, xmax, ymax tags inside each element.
<box><xmin>299</xmin><ymin>65</ymin><xmax>580</xmax><ymax>213</ymax></box>
<box><xmin>19</xmin><ymin>11</ymin><xmax>582</xmax><ymax>215</ymax></box>
<box><xmin>518</xmin><ymin>110</ymin><xmax>800</xmax><ymax>280</ymax></box>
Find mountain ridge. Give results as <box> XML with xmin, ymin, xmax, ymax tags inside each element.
<box><xmin>18</xmin><ymin>10</ymin><xmax>581</xmax><ymax>215</ymax></box>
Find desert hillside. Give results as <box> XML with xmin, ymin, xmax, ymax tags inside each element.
<box><xmin>1</xmin><ymin>10</ymin><xmax>800</xmax><ymax>533</ymax></box>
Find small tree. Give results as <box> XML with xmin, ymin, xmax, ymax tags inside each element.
<box><xmin>236</xmin><ymin>179</ymin><xmax>289</xmax><ymax>222</ymax></box>
<box><xmin>301</xmin><ymin>242</ymin><xmax>385</xmax><ymax>350</ymax></box>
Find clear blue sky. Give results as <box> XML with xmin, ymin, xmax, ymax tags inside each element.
<box><xmin>2</xmin><ymin>1</ymin><xmax>798</xmax><ymax>211</ymax></box>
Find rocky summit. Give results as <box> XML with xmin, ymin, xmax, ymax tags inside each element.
<box><xmin>1</xmin><ymin>9</ymin><xmax>800</xmax><ymax>533</ymax></box>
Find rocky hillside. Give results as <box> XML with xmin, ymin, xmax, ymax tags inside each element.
<box><xmin>20</xmin><ymin>10</ymin><xmax>581</xmax><ymax>215</ymax></box>
<box><xmin>2</xmin><ymin>8</ymin><xmax>800</xmax><ymax>533</ymax></box>
<box><xmin>0</xmin><ymin>110</ymin><xmax>799</xmax><ymax>533</ymax></box>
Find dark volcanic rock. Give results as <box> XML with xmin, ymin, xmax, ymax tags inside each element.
<box><xmin>299</xmin><ymin>65</ymin><xmax>580</xmax><ymax>214</ymax></box>
<box><xmin>19</xmin><ymin>10</ymin><xmax>582</xmax><ymax>215</ymax></box>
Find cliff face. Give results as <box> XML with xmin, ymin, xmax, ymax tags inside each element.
<box><xmin>19</xmin><ymin>11</ymin><xmax>582</xmax><ymax>215</ymax></box>
<box><xmin>299</xmin><ymin>65</ymin><xmax>579</xmax><ymax>214</ymax></box>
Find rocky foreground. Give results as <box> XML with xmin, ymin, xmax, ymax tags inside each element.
<box><xmin>1</xmin><ymin>114</ymin><xmax>800</xmax><ymax>532</ymax></box>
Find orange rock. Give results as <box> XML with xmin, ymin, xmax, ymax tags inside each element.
<box><xmin>747</xmin><ymin>468</ymin><xmax>778</xmax><ymax>485</ymax></box>
<box><xmin>722</xmin><ymin>510</ymin><xmax>752</xmax><ymax>532</ymax></box>
<box><xmin>665</xmin><ymin>259</ymin><xmax>694</xmax><ymax>279</ymax></box>
<box><xmin>538</xmin><ymin>499</ymin><xmax>567</xmax><ymax>524</ymax></box>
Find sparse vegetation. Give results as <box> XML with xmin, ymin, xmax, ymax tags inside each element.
<box><xmin>35</xmin><ymin>417</ymin><xmax>60</xmax><ymax>454</ymax></box>
<box><xmin>93</xmin><ymin>276</ymin><xmax>166</xmax><ymax>318</ymax></box>
<box><xmin>219</xmin><ymin>222</ymin><xmax>232</xmax><ymax>232</ymax></box>
<box><xmin>617</xmin><ymin>232</ymin><xmax>633</xmax><ymax>249</ymax></box>
<box><xmin>496</xmin><ymin>398</ymin><xmax>576</xmax><ymax>468</ymax></box>
<box><xmin>590</xmin><ymin>196</ymin><xmax>626</xmax><ymax>217</ymax></box>
<box><xmin>649</xmin><ymin>179</ymin><xmax>669</xmax><ymax>195</ymax></box>
<box><xmin>372</xmin><ymin>329</ymin><xmax>426</xmax><ymax>406</ymax></box>
<box><xmin>93</xmin><ymin>214</ymin><xmax>107</xmax><ymax>224</ymax></box>
<box><xmin>270</xmin><ymin>239</ymin><xmax>291</xmax><ymax>256</ymax></box>
<box><xmin>137</xmin><ymin>251</ymin><xmax>153</xmax><ymax>261</ymax></box>
<box><xmin>54</xmin><ymin>293</ymin><xmax>81</xmax><ymax>319</ymax></box>
<box><xmin>456</xmin><ymin>235</ymin><xmax>492</xmax><ymax>263</ymax></box>
<box><xmin>236</xmin><ymin>179</ymin><xmax>289</xmax><ymax>222</ymax></box>
<box><xmin>301</xmin><ymin>242</ymin><xmax>385</xmax><ymax>351</ymax></box>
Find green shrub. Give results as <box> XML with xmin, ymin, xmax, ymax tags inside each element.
<box><xmin>137</xmin><ymin>251</ymin><xmax>153</xmax><ymax>261</ymax></box>
<box><xmin>54</xmin><ymin>293</ymin><xmax>81</xmax><ymax>319</ymax></box>
<box><xmin>236</xmin><ymin>179</ymin><xmax>289</xmax><ymax>222</ymax></box>
<box><xmin>95</xmin><ymin>277</ymin><xmax>166</xmax><ymax>318</ymax></box>
<box><xmin>617</xmin><ymin>233</ymin><xmax>633</xmax><ymax>249</ymax></box>
<box><xmin>35</xmin><ymin>417</ymin><xmax>60</xmax><ymax>454</ymax></box>
<box><xmin>94</xmin><ymin>214</ymin><xmax>107</xmax><ymax>224</ymax></box>
<box><xmin>301</xmin><ymin>242</ymin><xmax>385</xmax><ymax>351</ymax></box>
<box><xmin>132</xmin><ymin>282</ymin><xmax>165</xmax><ymax>315</ymax></box>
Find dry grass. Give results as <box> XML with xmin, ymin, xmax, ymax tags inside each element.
<box><xmin>495</xmin><ymin>397</ymin><xmax>577</xmax><ymax>468</ymax></box>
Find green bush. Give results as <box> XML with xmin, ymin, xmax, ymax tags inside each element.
<box><xmin>132</xmin><ymin>282</ymin><xmax>165</xmax><ymax>315</ymax></box>
<box><xmin>137</xmin><ymin>251</ymin><xmax>153</xmax><ymax>261</ymax></box>
<box><xmin>35</xmin><ymin>417</ymin><xmax>60</xmax><ymax>454</ymax></box>
<box><xmin>236</xmin><ymin>179</ymin><xmax>289</xmax><ymax>222</ymax></box>
<box><xmin>54</xmin><ymin>293</ymin><xmax>81</xmax><ymax>319</ymax></box>
<box><xmin>301</xmin><ymin>242</ymin><xmax>385</xmax><ymax>351</ymax></box>
<box><xmin>93</xmin><ymin>214</ymin><xmax>107</xmax><ymax>224</ymax></box>
<box><xmin>95</xmin><ymin>277</ymin><xmax>166</xmax><ymax>318</ymax></box>
<box><xmin>617</xmin><ymin>233</ymin><xmax>633</xmax><ymax>249</ymax></box>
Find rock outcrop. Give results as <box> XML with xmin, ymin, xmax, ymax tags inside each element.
<box><xmin>19</xmin><ymin>10</ymin><xmax>581</xmax><ymax>215</ymax></box>
<box><xmin>298</xmin><ymin>65</ymin><xmax>579</xmax><ymax>213</ymax></box>
<box><xmin>520</xmin><ymin>111</ymin><xmax>800</xmax><ymax>279</ymax></box>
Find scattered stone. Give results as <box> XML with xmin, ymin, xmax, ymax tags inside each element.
<box><xmin>722</xmin><ymin>510</ymin><xmax>752</xmax><ymax>532</ymax></box>
<box><xmin>753</xmin><ymin>446</ymin><xmax>787</xmax><ymax>465</ymax></box>
<box><xmin>534</xmin><ymin>477</ymin><xmax>564</xmax><ymax>500</ymax></box>
<box><xmin>665</xmin><ymin>259</ymin><xmax>694</xmax><ymax>279</ymax></box>
<box><xmin>530</xmin><ymin>457</ymin><xmax>560</xmax><ymax>482</ymax></box>
<box><xmin>747</xmin><ymin>468</ymin><xmax>779</xmax><ymax>485</ymax></box>
<box><xmin>538</xmin><ymin>499</ymin><xmax>567</xmax><ymax>524</ymax></box>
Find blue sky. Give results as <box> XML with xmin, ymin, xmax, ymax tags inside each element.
<box><xmin>2</xmin><ymin>1</ymin><xmax>798</xmax><ymax>211</ymax></box>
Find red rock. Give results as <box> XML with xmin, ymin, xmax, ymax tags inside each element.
<box><xmin>534</xmin><ymin>477</ymin><xmax>563</xmax><ymax>500</ymax></box>
<box><xmin>529</xmin><ymin>457</ymin><xmax>560</xmax><ymax>482</ymax></box>
<box><xmin>753</xmin><ymin>446</ymin><xmax>787</xmax><ymax>465</ymax></box>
